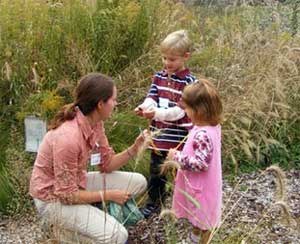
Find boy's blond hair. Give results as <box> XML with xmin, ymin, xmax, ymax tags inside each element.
<box><xmin>160</xmin><ymin>30</ymin><xmax>192</xmax><ymax>56</ymax></box>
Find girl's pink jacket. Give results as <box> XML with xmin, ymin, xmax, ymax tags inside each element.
<box><xmin>172</xmin><ymin>125</ymin><xmax>222</xmax><ymax>230</ymax></box>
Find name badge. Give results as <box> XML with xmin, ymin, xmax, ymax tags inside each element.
<box><xmin>90</xmin><ymin>153</ymin><xmax>101</xmax><ymax>166</ymax></box>
<box><xmin>159</xmin><ymin>98</ymin><xmax>169</xmax><ymax>109</ymax></box>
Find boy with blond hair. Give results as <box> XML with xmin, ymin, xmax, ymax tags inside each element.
<box><xmin>135</xmin><ymin>30</ymin><xmax>197</xmax><ymax>218</ymax></box>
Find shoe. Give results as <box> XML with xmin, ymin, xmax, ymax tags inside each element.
<box><xmin>188</xmin><ymin>232</ymin><xmax>201</xmax><ymax>244</ymax></box>
<box><xmin>140</xmin><ymin>204</ymin><xmax>160</xmax><ymax>219</ymax></box>
<box><xmin>178</xmin><ymin>232</ymin><xmax>200</xmax><ymax>244</ymax></box>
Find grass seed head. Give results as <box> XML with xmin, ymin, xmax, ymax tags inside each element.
<box><xmin>265</xmin><ymin>165</ymin><xmax>286</xmax><ymax>201</ymax></box>
<box><xmin>160</xmin><ymin>160</ymin><xmax>181</xmax><ymax>175</ymax></box>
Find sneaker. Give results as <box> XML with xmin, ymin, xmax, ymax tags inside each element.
<box><xmin>140</xmin><ymin>204</ymin><xmax>160</xmax><ymax>219</ymax></box>
<box><xmin>178</xmin><ymin>232</ymin><xmax>201</xmax><ymax>244</ymax></box>
<box><xmin>188</xmin><ymin>232</ymin><xmax>201</xmax><ymax>244</ymax></box>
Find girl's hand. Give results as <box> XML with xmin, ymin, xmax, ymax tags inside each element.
<box><xmin>167</xmin><ymin>148</ymin><xmax>177</xmax><ymax>160</ymax></box>
<box><xmin>106</xmin><ymin>190</ymin><xmax>131</xmax><ymax>205</ymax></box>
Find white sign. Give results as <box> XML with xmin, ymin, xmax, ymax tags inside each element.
<box><xmin>24</xmin><ymin>116</ymin><xmax>47</xmax><ymax>152</ymax></box>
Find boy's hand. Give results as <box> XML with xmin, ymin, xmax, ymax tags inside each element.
<box><xmin>134</xmin><ymin>106</ymin><xmax>155</xmax><ymax>119</ymax></box>
<box><xmin>142</xmin><ymin>110</ymin><xmax>155</xmax><ymax>119</ymax></box>
<box><xmin>134</xmin><ymin>107</ymin><xmax>144</xmax><ymax>117</ymax></box>
<box><xmin>167</xmin><ymin>148</ymin><xmax>177</xmax><ymax>160</ymax></box>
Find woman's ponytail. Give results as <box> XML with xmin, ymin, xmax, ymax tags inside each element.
<box><xmin>48</xmin><ymin>73</ymin><xmax>114</xmax><ymax>130</ymax></box>
<box><xmin>48</xmin><ymin>103</ymin><xmax>76</xmax><ymax>130</ymax></box>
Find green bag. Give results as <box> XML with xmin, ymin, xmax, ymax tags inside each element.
<box><xmin>108</xmin><ymin>198</ymin><xmax>144</xmax><ymax>227</ymax></box>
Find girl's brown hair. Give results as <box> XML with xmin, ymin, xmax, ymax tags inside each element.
<box><xmin>182</xmin><ymin>79</ymin><xmax>223</xmax><ymax>126</ymax></box>
<box><xmin>49</xmin><ymin>73</ymin><xmax>114</xmax><ymax>130</ymax></box>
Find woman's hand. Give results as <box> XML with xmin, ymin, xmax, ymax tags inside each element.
<box><xmin>167</xmin><ymin>148</ymin><xmax>177</xmax><ymax>160</ymax></box>
<box><xmin>106</xmin><ymin>190</ymin><xmax>131</xmax><ymax>205</ymax></box>
<box><xmin>133</xmin><ymin>129</ymin><xmax>150</xmax><ymax>151</ymax></box>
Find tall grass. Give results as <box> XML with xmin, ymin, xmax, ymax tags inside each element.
<box><xmin>104</xmin><ymin>112</ymin><xmax>150</xmax><ymax>176</ymax></box>
<box><xmin>191</xmin><ymin>3</ymin><xmax>300</xmax><ymax>173</ymax></box>
<box><xmin>0</xmin><ymin>0</ymin><xmax>299</xmax><ymax>218</ymax></box>
<box><xmin>0</xmin><ymin>168</ymin><xmax>14</xmax><ymax>213</ymax></box>
<box><xmin>0</xmin><ymin>0</ymin><xmax>196</xmax><ymax>213</ymax></box>
<box><xmin>117</xmin><ymin>3</ymin><xmax>300</xmax><ymax>175</ymax></box>
<box><xmin>0</xmin><ymin>127</ymin><xmax>35</xmax><ymax>215</ymax></box>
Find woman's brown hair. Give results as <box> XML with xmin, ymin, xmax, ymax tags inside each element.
<box><xmin>49</xmin><ymin>73</ymin><xmax>114</xmax><ymax>130</ymax></box>
<box><xmin>182</xmin><ymin>79</ymin><xmax>223</xmax><ymax>126</ymax></box>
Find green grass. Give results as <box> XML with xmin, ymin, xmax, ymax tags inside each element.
<box><xmin>0</xmin><ymin>0</ymin><xmax>300</xmax><ymax>216</ymax></box>
<box><xmin>105</xmin><ymin>111</ymin><xmax>150</xmax><ymax>175</ymax></box>
<box><xmin>0</xmin><ymin>168</ymin><xmax>14</xmax><ymax>213</ymax></box>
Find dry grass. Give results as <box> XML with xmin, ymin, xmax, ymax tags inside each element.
<box><xmin>160</xmin><ymin>160</ymin><xmax>181</xmax><ymax>175</ymax></box>
<box><xmin>115</xmin><ymin>3</ymin><xmax>300</xmax><ymax>173</ymax></box>
<box><xmin>159</xmin><ymin>208</ymin><xmax>177</xmax><ymax>221</ymax></box>
<box><xmin>265</xmin><ymin>165</ymin><xmax>287</xmax><ymax>201</ymax></box>
<box><xmin>1</xmin><ymin>1</ymin><xmax>299</xmax><ymax>243</ymax></box>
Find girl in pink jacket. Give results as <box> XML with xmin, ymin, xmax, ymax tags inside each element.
<box><xmin>167</xmin><ymin>79</ymin><xmax>223</xmax><ymax>244</ymax></box>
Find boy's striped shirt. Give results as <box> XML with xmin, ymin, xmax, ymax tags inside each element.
<box><xmin>146</xmin><ymin>68</ymin><xmax>197</xmax><ymax>151</ymax></box>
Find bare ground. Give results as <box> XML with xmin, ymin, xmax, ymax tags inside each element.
<box><xmin>0</xmin><ymin>169</ymin><xmax>299</xmax><ymax>244</ymax></box>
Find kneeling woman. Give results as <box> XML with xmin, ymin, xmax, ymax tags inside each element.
<box><xmin>30</xmin><ymin>73</ymin><xmax>148</xmax><ymax>244</ymax></box>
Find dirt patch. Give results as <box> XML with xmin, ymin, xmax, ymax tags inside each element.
<box><xmin>0</xmin><ymin>170</ymin><xmax>299</xmax><ymax>243</ymax></box>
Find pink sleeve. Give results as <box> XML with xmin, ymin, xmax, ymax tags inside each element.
<box><xmin>53</xmin><ymin>136</ymin><xmax>80</xmax><ymax>202</ymax></box>
<box><xmin>97</xmin><ymin>122</ymin><xmax>115</xmax><ymax>172</ymax></box>
<box><xmin>174</xmin><ymin>130</ymin><xmax>213</xmax><ymax>172</ymax></box>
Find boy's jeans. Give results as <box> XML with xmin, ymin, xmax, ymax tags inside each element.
<box><xmin>148</xmin><ymin>151</ymin><xmax>168</xmax><ymax>205</ymax></box>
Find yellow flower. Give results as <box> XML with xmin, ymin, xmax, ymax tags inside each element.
<box><xmin>41</xmin><ymin>91</ymin><xmax>64</xmax><ymax>112</ymax></box>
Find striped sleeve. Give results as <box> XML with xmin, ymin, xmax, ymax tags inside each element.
<box><xmin>146</xmin><ymin>76</ymin><xmax>159</xmax><ymax>103</ymax></box>
<box><xmin>186</xmin><ymin>75</ymin><xmax>197</xmax><ymax>84</ymax></box>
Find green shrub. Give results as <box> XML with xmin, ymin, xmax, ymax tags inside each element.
<box><xmin>16</xmin><ymin>90</ymin><xmax>65</xmax><ymax>121</ymax></box>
